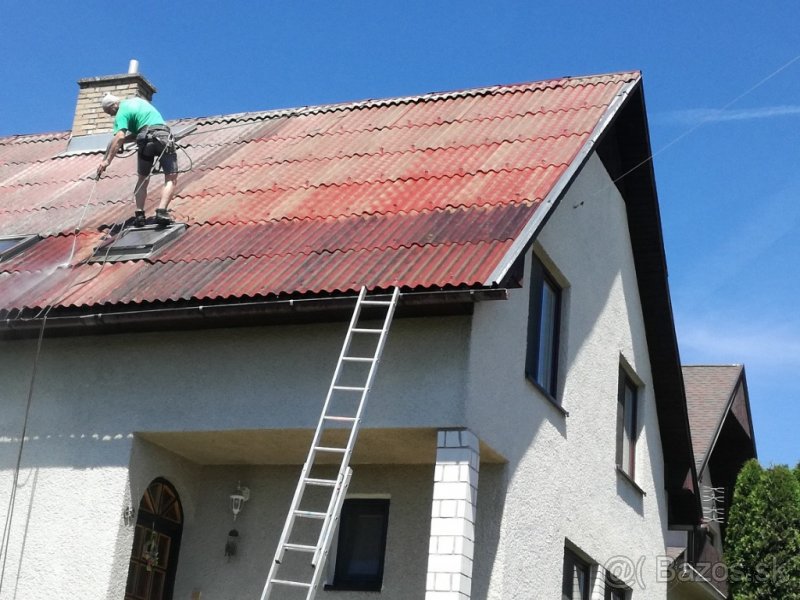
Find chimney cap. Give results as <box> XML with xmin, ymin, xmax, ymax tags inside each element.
<box><xmin>76</xmin><ymin>72</ymin><xmax>157</xmax><ymax>95</ymax></box>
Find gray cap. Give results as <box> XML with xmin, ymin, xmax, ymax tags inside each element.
<box><xmin>101</xmin><ymin>93</ymin><xmax>120</xmax><ymax>109</ymax></box>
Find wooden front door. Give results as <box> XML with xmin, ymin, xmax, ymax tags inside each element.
<box><xmin>125</xmin><ymin>478</ymin><xmax>183</xmax><ymax>600</ymax></box>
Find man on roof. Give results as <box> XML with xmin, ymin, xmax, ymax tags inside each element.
<box><xmin>96</xmin><ymin>93</ymin><xmax>178</xmax><ymax>227</ymax></box>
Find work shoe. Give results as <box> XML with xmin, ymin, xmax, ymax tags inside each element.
<box><xmin>133</xmin><ymin>210</ymin><xmax>146</xmax><ymax>228</ymax></box>
<box><xmin>154</xmin><ymin>208</ymin><xmax>173</xmax><ymax>226</ymax></box>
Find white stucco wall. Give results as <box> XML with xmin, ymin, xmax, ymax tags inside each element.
<box><xmin>466</xmin><ymin>153</ymin><xmax>671</xmax><ymax>598</ymax></box>
<box><xmin>0</xmin><ymin>314</ymin><xmax>471</xmax><ymax>598</ymax></box>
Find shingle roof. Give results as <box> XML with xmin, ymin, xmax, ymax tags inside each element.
<box><xmin>682</xmin><ymin>365</ymin><xmax>743</xmax><ymax>469</ymax></box>
<box><xmin>0</xmin><ymin>71</ymin><xmax>639</xmax><ymax>316</ymax></box>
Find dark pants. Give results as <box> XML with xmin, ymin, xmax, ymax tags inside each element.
<box><xmin>136</xmin><ymin>126</ymin><xmax>178</xmax><ymax>176</ymax></box>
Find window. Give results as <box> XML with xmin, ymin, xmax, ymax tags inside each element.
<box><xmin>616</xmin><ymin>368</ymin><xmax>638</xmax><ymax>479</ymax></box>
<box><xmin>91</xmin><ymin>224</ymin><xmax>186</xmax><ymax>263</ymax></box>
<box><xmin>0</xmin><ymin>234</ymin><xmax>39</xmax><ymax>262</ymax></box>
<box><xmin>329</xmin><ymin>499</ymin><xmax>390</xmax><ymax>591</ymax></box>
<box><xmin>562</xmin><ymin>548</ymin><xmax>591</xmax><ymax>600</ymax></box>
<box><xmin>61</xmin><ymin>123</ymin><xmax>196</xmax><ymax>156</ymax></box>
<box><xmin>604</xmin><ymin>572</ymin><xmax>630</xmax><ymax>600</ymax></box>
<box><xmin>526</xmin><ymin>255</ymin><xmax>562</xmax><ymax>397</ymax></box>
<box><xmin>61</xmin><ymin>132</ymin><xmax>115</xmax><ymax>156</ymax></box>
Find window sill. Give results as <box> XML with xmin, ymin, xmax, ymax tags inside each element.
<box><xmin>324</xmin><ymin>583</ymin><xmax>382</xmax><ymax>592</ymax></box>
<box><xmin>526</xmin><ymin>376</ymin><xmax>569</xmax><ymax>417</ymax></box>
<box><xmin>616</xmin><ymin>466</ymin><xmax>646</xmax><ymax>496</ymax></box>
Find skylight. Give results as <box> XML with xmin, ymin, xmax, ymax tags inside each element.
<box><xmin>61</xmin><ymin>123</ymin><xmax>197</xmax><ymax>156</ymax></box>
<box><xmin>91</xmin><ymin>224</ymin><xmax>186</xmax><ymax>263</ymax></box>
<box><xmin>62</xmin><ymin>132</ymin><xmax>114</xmax><ymax>156</ymax></box>
<box><xmin>0</xmin><ymin>234</ymin><xmax>39</xmax><ymax>262</ymax></box>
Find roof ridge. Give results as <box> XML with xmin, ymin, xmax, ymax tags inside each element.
<box><xmin>0</xmin><ymin>72</ymin><xmax>639</xmax><ymax>143</ymax></box>
<box><xmin>185</xmin><ymin>72</ymin><xmax>639</xmax><ymax>128</ymax></box>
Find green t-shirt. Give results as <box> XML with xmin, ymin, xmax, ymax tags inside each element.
<box><xmin>112</xmin><ymin>97</ymin><xmax>166</xmax><ymax>136</ymax></box>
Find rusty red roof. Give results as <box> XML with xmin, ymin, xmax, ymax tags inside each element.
<box><xmin>0</xmin><ymin>71</ymin><xmax>640</xmax><ymax>316</ymax></box>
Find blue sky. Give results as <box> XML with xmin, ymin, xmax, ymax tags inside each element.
<box><xmin>1</xmin><ymin>2</ymin><xmax>797</xmax><ymax>467</ymax></box>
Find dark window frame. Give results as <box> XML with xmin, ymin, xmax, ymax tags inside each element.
<box><xmin>328</xmin><ymin>498</ymin><xmax>390</xmax><ymax>592</ymax></box>
<box><xmin>604</xmin><ymin>572</ymin><xmax>630</xmax><ymax>600</ymax></box>
<box><xmin>616</xmin><ymin>367</ymin><xmax>639</xmax><ymax>480</ymax></box>
<box><xmin>562</xmin><ymin>547</ymin><xmax>592</xmax><ymax>600</ymax></box>
<box><xmin>526</xmin><ymin>255</ymin><xmax>562</xmax><ymax>399</ymax></box>
<box><xmin>0</xmin><ymin>234</ymin><xmax>39</xmax><ymax>262</ymax></box>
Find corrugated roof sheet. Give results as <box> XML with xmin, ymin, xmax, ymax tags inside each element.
<box><xmin>0</xmin><ymin>71</ymin><xmax>639</xmax><ymax>316</ymax></box>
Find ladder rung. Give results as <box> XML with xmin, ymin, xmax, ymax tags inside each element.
<box><xmin>284</xmin><ymin>543</ymin><xmax>317</xmax><ymax>553</ymax></box>
<box><xmin>342</xmin><ymin>356</ymin><xmax>375</xmax><ymax>362</ymax></box>
<box><xmin>294</xmin><ymin>510</ymin><xmax>327</xmax><ymax>520</ymax></box>
<box><xmin>271</xmin><ymin>579</ymin><xmax>312</xmax><ymax>588</ymax></box>
<box><xmin>332</xmin><ymin>385</ymin><xmax>366</xmax><ymax>392</ymax></box>
<box><xmin>352</xmin><ymin>328</ymin><xmax>382</xmax><ymax>334</ymax></box>
<box><xmin>304</xmin><ymin>477</ymin><xmax>338</xmax><ymax>487</ymax></box>
<box><xmin>314</xmin><ymin>446</ymin><xmax>347</xmax><ymax>454</ymax></box>
<box><xmin>323</xmin><ymin>415</ymin><xmax>358</xmax><ymax>422</ymax></box>
<box><xmin>360</xmin><ymin>299</ymin><xmax>392</xmax><ymax>306</ymax></box>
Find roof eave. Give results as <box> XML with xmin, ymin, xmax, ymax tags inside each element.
<box><xmin>0</xmin><ymin>287</ymin><xmax>509</xmax><ymax>339</ymax></box>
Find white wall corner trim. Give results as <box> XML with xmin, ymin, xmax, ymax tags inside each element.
<box><xmin>425</xmin><ymin>428</ymin><xmax>480</xmax><ymax>600</ymax></box>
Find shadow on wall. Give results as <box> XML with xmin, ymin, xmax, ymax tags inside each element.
<box><xmin>471</xmin><ymin>463</ymin><xmax>508</xmax><ymax>600</ymax></box>
<box><xmin>0</xmin><ymin>432</ymin><xmax>133</xmax><ymax>469</ymax></box>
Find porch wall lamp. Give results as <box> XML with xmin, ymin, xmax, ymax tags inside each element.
<box><xmin>230</xmin><ymin>482</ymin><xmax>250</xmax><ymax>521</ymax></box>
<box><xmin>122</xmin><ymin>506</ymin><xmax>136</xmax><ymax>527</ymax></box>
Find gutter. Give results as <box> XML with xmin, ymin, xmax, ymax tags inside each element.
<box><xmin>1</xmin><ymin>288</ymin><xmax>508</xmax><ymax>338</ymax></box>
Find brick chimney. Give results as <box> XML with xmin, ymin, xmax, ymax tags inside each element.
<box><xmin>71</xmin><ymin>60</ymin><xmax>157</xmax><ymax>137</ymax></box>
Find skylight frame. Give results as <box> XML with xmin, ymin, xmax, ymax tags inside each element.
<box><xmin>0</xmin><ymin>234</ymin><xmax>40</xmax><ymax>262</ymax></box>
<box><xmin>60</xmin><ymin>123</ymin><xmax>197</xmax><ymax>157</ymax></box>
<box><xmin>90</xmin><ymin>224</ymin><xmax>187</xmax><ymax>263</ymax></box>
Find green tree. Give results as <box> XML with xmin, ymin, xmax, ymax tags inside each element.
<box><xmin>726</xmin><ymin>460</ymin><xmax>800</xmax><ymax>599</ymax></box>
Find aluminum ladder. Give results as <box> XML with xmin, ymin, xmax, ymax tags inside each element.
<box><xmin>260</xmin><ymin>286</ymin><xmax>400</xmax><ymax>600</ymax></box>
